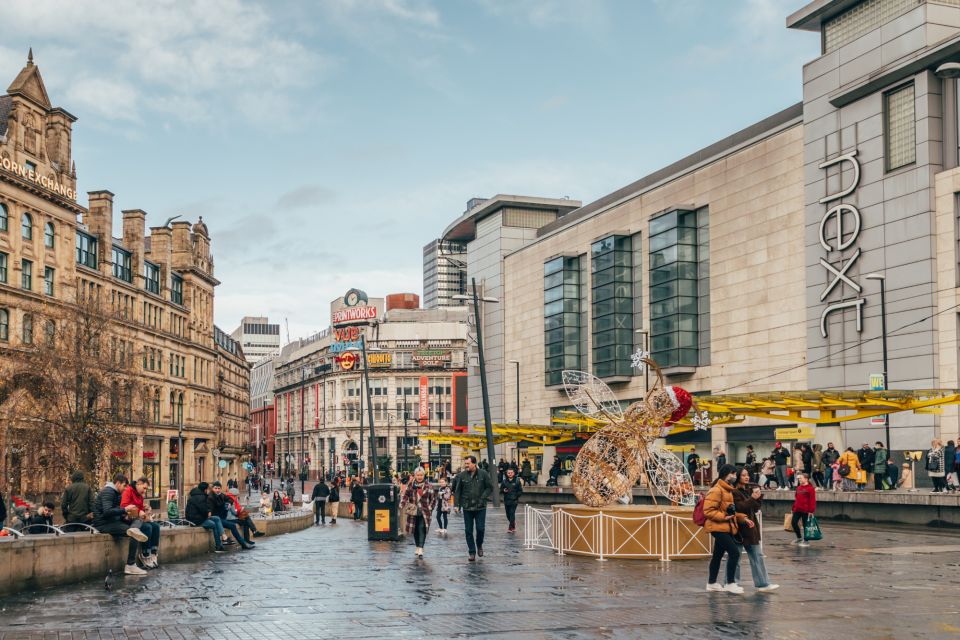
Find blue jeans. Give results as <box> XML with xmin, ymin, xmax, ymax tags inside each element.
<box><xmin>775</xmin><ymin>465</ymin><xmax>788</xmax><ymax>489</ymax></box>
<box><xmin>220</xmin><ymin>516</ymin><xmax>244</xmax><ymax>544</ymax></box>
<box><xmin>734</xmin><ymin>544</ymin><xmax>770</xmax><ymax>588</ymax></box>
<box><xmin>462</xmin><ymin>508</ymin><xmax>486</xmax><ymax>555</ymax></box>
<box><xmin>140</xmin><ymin>521</ymin><xmax>161</xmax><ymax>554</ymax></box>
<box><xmin>201</xmin><ymin>516</ymin><xmax>224</xmax><ymax>548</ymax></box>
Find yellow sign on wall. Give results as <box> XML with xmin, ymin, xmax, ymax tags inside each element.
<box><xmin>526</xmin><ymin>446</ymin><xmax>544</xmax><ymax>454</ymax></box>
<box><xmin>775</xmin><ymin>426</ymin><xmax>816</xmax><ymax>440</ymax></box>
<box><xmin>374</xmin><ymin>510</ymin><xmax>391</xmax><ymax>533</ymax></box>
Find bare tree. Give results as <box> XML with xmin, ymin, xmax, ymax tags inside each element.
<box><xmin>0</xmin><ymin>292</ymin><xmax>146</xmax><ymax>497</ymax></box>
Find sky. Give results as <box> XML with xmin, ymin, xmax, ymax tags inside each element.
<box><xmin>0</xmin><ymin>0</ymin><xmax>819</xmax><ymax>342</ymax></box>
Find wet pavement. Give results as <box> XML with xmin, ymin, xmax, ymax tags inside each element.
<box><xmin>2</xmin><ymin>509</ymin><xmax>960</xmax><ymax>639</ymax></box>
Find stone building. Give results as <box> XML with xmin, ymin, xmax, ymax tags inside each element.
<box><xmin>214</xmin><ymin>325</ymin><xmax>252</xmax><ymax>481</ymax></box>
<box><xmin>0</xmin><ymin>52</ymin><xmax>247</xmax><ymax>506</ymax></box>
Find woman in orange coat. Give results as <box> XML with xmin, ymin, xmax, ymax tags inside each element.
<box><xmin>838</xmin><ymin>447</ymin><xmax>861</xmax><ymax>492</ymax></box>
<box><xmin>703</xmin><ymin>464</ymin><xmax>754</xmax><ymax>594</ymax></box>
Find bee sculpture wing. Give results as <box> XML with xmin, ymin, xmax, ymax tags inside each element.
<box><xmin>561</xmin><ymin>370</ymin><xmax>624</xmax><ymax>422</ymax></box>
<box><xmin>646</xmin><ymin>447</ymin><xmax>697</xmax><ymax>506</ymax></box>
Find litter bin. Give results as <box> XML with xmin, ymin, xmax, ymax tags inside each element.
<box><xmin>367</xmin><ymin>483</ymin><xmax>400</xmax><ymax>541</ymax></box>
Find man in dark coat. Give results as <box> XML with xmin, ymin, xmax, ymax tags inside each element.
<box><xmin>771</xmin><ymin>442</ymin><xmax>791</xmax><ymax>490</ymax></box>
<box><xmin>185</xmin><ymin>482</ymin><xmax>224</xmax><ymax>552</ymax></box>
<box><xmin>310</xmin><ymin>480</ymin><xmax>330</xmax><ymax>525</ymax></box>
<box><xmin>500</xmin><ymin>467</ymin><xmax>523</xmax><ymax>533</ymax></box>
<box><xmin>857</xmin><ymin>444</ymin><xmax>874</xmax><ymax>490</ymax></box>
<box><xmin>350</xmin><ymin>481</ymin><xmax>365</xmax><ymax>521</ymax></box>
<box><xmin>93</xmin><ymin>474</ymin><xmax>148</xmax><ymax>575</ymax></box>
<box><xmin>454</xmin><ymin>455</ymin><xmax>494</xmax><ymax>561</ymax></box>
<box><xmin>61</xmin><ymin>470</ymin><xmax>95</xmax><ymax>530</ymax></box>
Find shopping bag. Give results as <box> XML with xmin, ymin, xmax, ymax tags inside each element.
<box><xmin>804</xmin><ymin>515</ymin><xmax>823</xmax><ymax>541</ymax></box>
<box><xmin>783</xmin><ymin>513</ymin><xmax>792</xmax><ymax>531</ymax></box>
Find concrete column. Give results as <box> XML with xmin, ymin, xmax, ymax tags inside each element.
<box><xmin>540</xmin><ymin>446</ymin><xmax>556</xmax><ymax>486</ymax></box>
<box><xmin>711</xmin><ymin>426</ymin><xmax>727</xmax><ymax>466</ymax></box>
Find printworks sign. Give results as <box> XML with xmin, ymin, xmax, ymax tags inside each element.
<box><xmin>817</xmin><ymin>150</ymin><xmax>864</xmax><ymax>338</ymax></box>
<box><xmin>332</xmin><ymin>288</ymin><xmax>377</xmax><ymax>327</ymax></box>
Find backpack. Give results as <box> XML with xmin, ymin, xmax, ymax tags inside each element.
<box><xmin>692</xmin><ymin>492</ymin><xmax>707</xmax><ymax>527</ymax></box>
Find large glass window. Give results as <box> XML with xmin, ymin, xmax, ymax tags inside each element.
<box><xmin>171</xmin><ymin>274</ymin><xmax>183</xmax><ymax>305</ymax></box>
<box><xmin>112</xmin><ymin>246</ymin><xmax>132</xmax><ymax>282</ymax></box>
<box><xmin>21</xmin><ymin>259</ymin><xmax>32</xmax><ymax>291</ymax></box>
<box><xmin>544</xmin><ymin>255</ymin><xmax>582</xmax><ymax>386</ymax></box>
<box><xmin>591</xmin><ymin>236</ymin><xmax>633</xmax><ymax>379</ymax></box>
<box><xmin>0</xmin><ymin>252</ymin><xmax>7</xmax><ymax>284</ymax></box>
<box><xmin>0</xmin><ymin>203</ymin><xmax>7</xmax><ymax>232</ymax></box>
<box><xmin>44</xmin><ymin>222</ymin><xmax>55</xmax><ymax>248</ymax></box>
<box><xmin>144</xmin><ymin>261</ymin><xmax>160</xmax><ymax>294</ymax></box>
<box><xmin>885</xmin><ymin>83</ymin><xmax>916</xmax><ymax>172</ymax></box>
<box><xmin>21</xmin><ymin>213</ymin><xmax>32</xmax><ymax>240</ymax></box>
<box><xmin>649</xmin><ymin>210</ymin><xmax>699</xmax><ymax>368</ymax></box>
<box><xmin>44</xmin><ymin>266</ymin><xmax>54</xmax><ymax>296</ymax></box>
<box><xmin>76</xmin><ymin>231</ymin><xmax>97</xmax><ymax>269</ymax></box>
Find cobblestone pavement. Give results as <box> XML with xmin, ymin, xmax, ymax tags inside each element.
<box><xmin>2</xmin><ymin>509</ymin><xmax>960</xmax><ymax>639</ymax></box>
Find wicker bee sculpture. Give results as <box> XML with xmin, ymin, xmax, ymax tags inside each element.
<box><xmin>564</xmin><ymin>360</ymin><xmax>700</xmax><ymax>508</ymax></box>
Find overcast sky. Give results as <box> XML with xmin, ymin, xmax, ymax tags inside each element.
<box><xmin>1</xmin><ymin>0</ymin><xmax>818</xmax><ymax>342</ymax></box>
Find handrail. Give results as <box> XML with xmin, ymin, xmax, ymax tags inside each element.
<box><xmin>163</xmin><ymin>519</ymin><xmax>196</xmax><ymax>527</ymax></box>
<box><xmin>59</xmin><ymin>523</ymin><xmax>100</xmax><ymax>534</ymax></box>
<box><xmin>19</xmin><ymin>524</ymin><xmax>66</xmax><ymax>535</ymax></box>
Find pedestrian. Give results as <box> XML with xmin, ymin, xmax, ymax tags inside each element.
<box><xmin>857</xmin><ymin>443</ymin><xmax>873</xmax><ymax>491</ymax></box>
<box><xmin>120</xmin><ymin>477</ymin><xmax>163</xmax><ymax>567</ymax></box>
<box><xmin>521</xmin><ymin>458</ymin><xmax>533</xmax><ymax>486</ymax></box>
<box><xmin>801</xmin><ymin>443</ymin><xmax>813</xmax><ymax>476</ymax></box>
<box><xmin>703</xmin><ymin>464</ymin><xmax>750</xmax><ymax>594</ymax></box>
<box><xmin>61</xmin><ymin>470</ymin><xmax>95</xmax><ymax>531</ymax></box>
<box><xmin>209</xmin><ymin>482</ymin><xmax>253</xmax><ymax>549</ymax></box>
<box><xmin>25</xmin><ymin>502</ymin><xmax>55</xmax><ymax>534</ymax></box>
<box><xmin>770</xmin><ymin>442</ymin><xmax>790</xmax><ymax>490</ymax></box>
<box><xmin>548</xmin><ymin>458</ymin><xmax>561</xmax><ymax>486</ymax></box>
<box><xmin>311</xmin><ymin>479</ymin><xmax>330</xmax><ymax>525</ymax></box>
<box><xmin>886</xmin><ymin>458</ymin><xmax>900</xmax><ymax>490</ymax></box>
<box><xmin>790</xmin><ymin>473</ymin><xmax>816</xmax><ymax>547</ymax></box>
<box><xmin>185</xmin><ymin>482</ymin><xmax>225</xmax><ymax>553</ymax></box>
<box><xmin>945</xmin><ymin>440</ymin><xmax>958</xmax><ymax>492</ymax></box>
<box><xmin>93</xmin><ymin>473</ymin><xmax>150</xmax><ymax>575</ymax></box>
<box><xmin>811</xmin><ymin>444</ymin><xmax>825</xmax><ymax>488</ymax></box>
<box><xmin>822</xmin><ymin>442</ymin><xmax>841</xmax><ymax>474</ymax></box>
<box><xmin>498</xmin><ymin>459</ymin><xmax>508</xmax><ymax>484</ymax></box>
<box><xmin>399</xmin><ymin>467</ymin><xmax>437</xmax><ymax>558</ymax></box>
<box><xmin>791</xmin><ymin>445</ymin><xmax>804</xmax><ymax>488</ymax></box>
<box><xmin>744</xmin><ymin>446</ymin><xmax>757</xmax><ymax>481</ymax></box>
<box><xmin>687</xmin><ymin>448</ymin><xmax>700</xmax><ymax>483</ymax></box>
<box><xmin>435</xmin><ymin>476</ymin><xmax>451</xmax><ymax>534</ymax></box>
<box><xmin>927</xmin><ymin>439</ymin><xmax>946</xmax><ymax>493</ymax></box>
<box><xmin>328</xmin><ymin>478</ymin><xmax>340</xmax><ymax>523</ymax></box>
<box><xmin>350</xmin><ymin>480</ymin><xmax>365</xmax><ymax>521</ymax></box>
<box><xmin>259</xmin><ymin>491</ymin><xmax>271</xmax><ymax>516</ymax></box>
<box><xmin>226</xmin><ymin>489</ymin><xmax>264</xmax><ymax>538</ymax></box>
<box><xmin>454</xmin><ymin>455</ymin><xmax>494</xmax><ymax>561</ymax></box>
<box><xmin>839</xmin><ymin>447</ymin><xmax>861</xmax><ymax>492</ymax></box>
<box><xmin>831</xmin><ymin>459</ymin><xmax>843</xmax><ymax>491</ymax></box>
<box><xmin>872</xmin><ymin>442</ymin><xmax>888</xmax><ymax>490</ymax></box>
<box><xmin>715</xmin><ymin>446</ymin><xmax>727</xmax><ymax>470</ymax></box>
<box><xmin>733</xmin><ymin>467</ymin><xmax>779</xmax><ymax>592</ymax></box>
<box><xmin>758</xmin><ymin>458</ymin><xmax>775</xmax><ymax>489</ymax></box>
<box><xmin>500</xmin><ymin>467</ymin><xmax>523</xmax><ymax>533</ymax></box>
<box><xmin>898</xmin><ymin>462</ymin><xmax>914</xmax><ymax>490</ymax></box>
<box><xmin>272</xmin><ymin>490</ymin><xmax>284</xmax><ymax>513</ymax></box>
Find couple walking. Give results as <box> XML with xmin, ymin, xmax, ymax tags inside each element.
<box><xmin>398</xmin><ymin>456</ymin><xmax>498</xmax><ymax>561</ymax></box>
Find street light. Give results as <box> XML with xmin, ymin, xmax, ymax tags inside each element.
<box><xmin>453</xmin><ymin>279</ymin><xmax>500</xmax><ymax>507</ymax></box>
<box><xmin>865</xmin><ymin>273</ymin><xmax>891</xmax><ymax>449</ymax></box>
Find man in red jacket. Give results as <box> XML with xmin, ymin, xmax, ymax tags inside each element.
<box><xmin>790</xmin><ymin>473</ymin><xmax>816</xmax><ymax>547</ymax></box>
<box><xmin>121</xmin><ymin>477</ymin><xmax>162</xmax><ymax>568</ymax></box>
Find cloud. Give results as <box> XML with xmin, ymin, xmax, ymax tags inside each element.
<box><xmin>64</xmin><ymin>76</ymin><xmax>140</xmax><ymax>122</ymax></box>
<box><xmin>541</xmin><ymin>94</ymin><xmax>569</xmax><ymax>110</ymax></box>
<box><xmin>475</xmin><ymin>0</ymin><xmax>611</xmax><ymax>33</ymax></box>
<box><xmin>275</xmin><ymin>185</ymin><xmax>338</xmax><ymax>210</ymax></box>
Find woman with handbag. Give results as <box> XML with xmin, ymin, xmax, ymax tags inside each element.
<box><xmin>790</xmin><ymin>473</ymin><xmax>816</xmax><ymax>547</ymax></box>
<box><xmin>733</xmin><ymin>467</ymin><xmax>779</xmax><ymax>592</ymax></box>
<box><xmin>703</xmin><ymin>464</ymin><xmax>752</xmax><ymax>594</ymax></box>
<box><xmin>927</xmin><ymin>440</ymin><xmax>946</xmax><ymax>493</ymax></box>
<box><xmin>399</xmin><ymin>467</ymin><xmax>438</xmax><ymax>558</ymax></box>
<box><xmin>838</xmin><ymin>447</ymin><xmax>860</xmax><ymax>492</ymax></box>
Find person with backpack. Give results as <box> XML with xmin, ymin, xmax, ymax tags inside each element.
<box><xmin>701</xmin><ymin>464</ymin><xmax>752</xmax><ymax>594</ymax></box>
<box><xmin>732</xmin><ymin>467</ymin><xmax>779</xmax><ymax>592</ymax></box>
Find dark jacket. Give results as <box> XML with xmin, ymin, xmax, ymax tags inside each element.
<box><xmin>26</xmin><ymin>511</ymin><xmax>54</xmax><ymax>534</ymax></box>
<box><xmin>857</xmin><ymin>447</ymin><xmax>874</xmax><ymax>470</ymax></box>
<box><xmin>0</xmin><ymin>492</ymin><xmax>7</xmax><ymax>525</ymax></box>
<box><xmin>454</xmin><ymin>468</ymin><xmax>494</xmax><ymax>511</ymax></box>
<box><xmin>311</xmin><ymin>483</ymin><xmax>330</xmax><ymax>500</ymax></box>
<box><xmin>351</xmin><ymin>485</ymin><xmax>365</xmax><ymax>503</ymax></box>
<box><xmin>801</xmin><ymin>447</ymin><xmax>813</xmax><ymax>472</ymax></box>
<box><xmin>92</xmin><ymin>484</ymin><xmax>127</xmax><ymax>529</ymax></box>
<box><xmin>500</xmin><ymin>476</ymin><xmax>523</xmax><ymax>505</ymax></box>
<box><xmin>328</xmin><ymin>485</ymin><xmax>340</xmax><ymax>502</ymax></box>
<box><xmin>945</xmin><ymin>444</ymin><xmax>957</xmax><ymax>473</ymax></box>
<box><xmin>732</xmin><ymin>485</ymin><xmax>762</xmax><ymax>546</ymax></box>
<box><xmin>822</xmin><ymin>447</ymin><xmax>840</xmax><ymax>466</ymax></box>
<box><xmin>61</xmin><ymin>479</ymin><xmax>95</xmax><ymax>523</ymax></box>
<box><xmin>873</xmin><ymin>448</ymin><xmax>888</xmax><ymax>474</ymax></box>
<box><xmin>207</xmin><ymin>491</ymin><xmax>228</xmax><ymax>519</ymax></box>
<box><xmin>185</xmin><ymin>487</ymin><xmax>211</xmax><ymax>526</ymax></box>
<box><xmin>771</xmin><ymin>447</ymin><xmax>790</xmax><ymax>466</ymax></box>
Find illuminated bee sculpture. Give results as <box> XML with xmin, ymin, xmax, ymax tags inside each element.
<box><xmin>563</xmin><ymin>359</ymin><xmax>707</xmax><ymax>508</ymax></box>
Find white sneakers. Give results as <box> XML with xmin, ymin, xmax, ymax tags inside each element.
<box><xmin>758</xmin><ymin>584</ymin><xmax>780</xmax><ymax>592</ymax></box>
<box><xmin>142</xmin><ymin>554</ymin><xmax>158</xmax><ymax>569</ymax></box>
<box><xmin>124</xmin><ymin>564</ymin><xmax>147</xmax><ymax>576</ymax></box>
<box><xmin>798</xmin><ymin>541</ymin><xmax>810</xmax><ymax>547</ymax></box>
<box><xmin>126</xmin><ymin>527</ymin><xmax>148</xmax><ymax>543</ymax></box>
<box><xmin>415</xmin><ymin>547</ymin><xmax>424</xmax><ymax>557</ymax></box>
<box><xmin>706</xmin><ymin>583</ymin><xmax>724</xmax><ymax>592</ymax></box>
<box><xmin>723</xmin><ymin>583</ymin><xmax>745</xmax><ymax>594</ymax></box>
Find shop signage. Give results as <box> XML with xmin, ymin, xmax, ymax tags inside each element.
<box><xmin>419</xmin><ymin>376</ymin><xmax>429</xmax><ymax>426</ymax></box>
<box><xmin>367</xmin><ymin>352</ymin><xmax>392</xmax><ymax>368</ymax></box>
<box><xmin>142</xmin><ymin>451</ymin><xmax>156</xmax><ymax>459</ymax></box>
<box><xmin>869</xmin><ymin>373</ymin><xmax>884</xmax><ymax>391</ymax></box>
<box><xmin>0</xmin><ymin>157</ymin><xmax>77</xmax><ymax>200</ymax></box>
<box><xmin>413</xmin><ymin>350</ymin><xmax>451</xmax><ymax>367</ymax></box>
<box><xmin>315</xmin><ymin>363</ymin><xmax>333</xmax><ymax>374</ymax></box>
<box><xmin>336</xmin><ymin>352</ymin><xmax>358</xmax><ymax>370</ymax></box>
<box><xmin>332</xmin><ymin>288</ymin><xmax>377</xmax><ymax>327</ymax></box>
<box><xmin>818</xmin><ymin>150</ymin><xmax>865</xmax><ymax>338</ymax></box>
<box><xmin>774</xmin><ymin>426</ymin><xmax>815</xmax><ymax>440</ymax></box>
<box><xmin>526</xmin><ymin>446</ymin><xmax>544</xmax><ymax>454</ymax></box>
<box><xmin>374</xmin><ymin>509</ymin><xmax>391</xmax><ymax>532</ymax></box>
<box><xmin>331</xmin><ymin>325</ymin><xmax>363</xmax><ymax>353</ymax></box>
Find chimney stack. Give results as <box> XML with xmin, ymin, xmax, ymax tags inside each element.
<box><xmin>85</xmin><ymin>191</ymin><xmax>114</xmax><ymax>274</ymax></box>
<box><xmin>122</xmin><ymin>209</ymin><xmax>146</xmax><ymax>282</ymax></box>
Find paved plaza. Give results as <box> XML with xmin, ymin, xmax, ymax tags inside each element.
<box><xmin>2</xmin><ymin>510</ymin><xmax>960</xmax><ymax>639</ymax></box>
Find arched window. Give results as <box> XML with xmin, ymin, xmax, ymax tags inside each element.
<box><xmin>0</xmin><ymin>309</ymin><xmax>8</xmax><ymax>341</ymax></box>
<box><xmin>21</xmin><ymin>213</ymin><xmax>32</xmax><ymax>240</ymax></box>
<box><xmin>44</xmin><ymin>222</ymin><xmax>55</xmax><ymax>248</ymax></box>
<box><xmin>0</xmin><ymin>203</ymin><xmax>8</xmax><ymax>232</ymax></box>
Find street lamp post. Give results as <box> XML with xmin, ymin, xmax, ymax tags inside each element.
<box><xmin>359</xmin><ymin>333</ymin><xmax>379</xmax><ymax>483</ymax></box>
<box><xmin>865</xmin><ymin>273</ymin><xmax>891</xmax><ymax>449</ymax></box>
<box><xmin>467</xmin><ymin>278</ymin><xmax>499</xmax><ymax>507</ymax></box>
<box><xmin>300</xmin><ymin>367</ymin><xmax>306</xmax><ymax>496</ymax></box>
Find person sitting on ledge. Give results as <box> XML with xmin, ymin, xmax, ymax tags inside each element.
<box><xmin>185</xmin><ymin>482</ymin><xmax>225</xmax><ymax>553</ymax></box>
<box><xmin>121</xmin><ymin>477</ymin><xmax>162</xmax><ymax>569</ymax></box>
<box><xmin>25</xmin><ymin>502</ymin><xmax>55</xmax><ymax>534</ymax></box>
<box><xmin>93</xmin><ymin>473</ymin><xmax>149</xmax><ymax>576</ymax></box>
<box><xmin>209</xmin><ymin>482</ymin><xmax>253</xmax><ymax>549</ymax></box>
